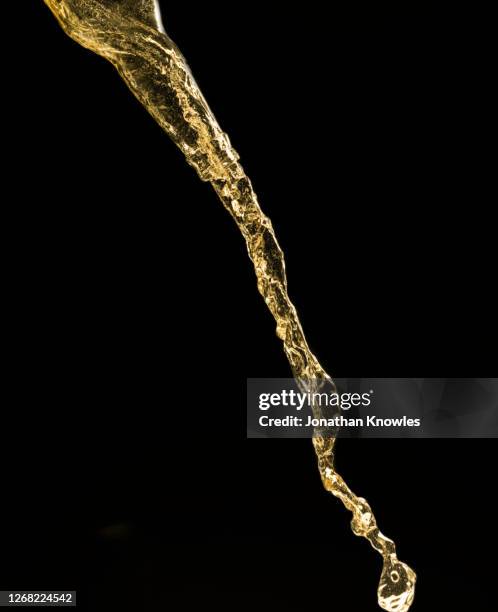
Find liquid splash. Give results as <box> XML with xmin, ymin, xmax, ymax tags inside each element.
<box><xmin>44</xmin><ymin>1</ymin><xmax>416</xmax><ymax>608</ymax></box>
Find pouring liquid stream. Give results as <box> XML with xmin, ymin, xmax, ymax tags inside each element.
<box><xmin>44</xmin><ymin>2</ymin><xmax>416</xmax><ymax>609</ymax></box>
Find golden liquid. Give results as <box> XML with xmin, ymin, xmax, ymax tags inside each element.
<box><xmin>44</xmin><ymin>2</ymin><xmax>416</xmax><ymax>609</ymax></box>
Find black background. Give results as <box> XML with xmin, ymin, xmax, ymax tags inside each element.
<box><xmin>2</xmin><ymin>2</ymin><xmax>496</xmax><ymax>610</ymax></box>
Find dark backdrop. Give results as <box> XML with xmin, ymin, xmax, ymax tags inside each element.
<box><xmin>2</xmin><ymin>2</ymin><xmax>495</xmax><ymax>610</ymax></box>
